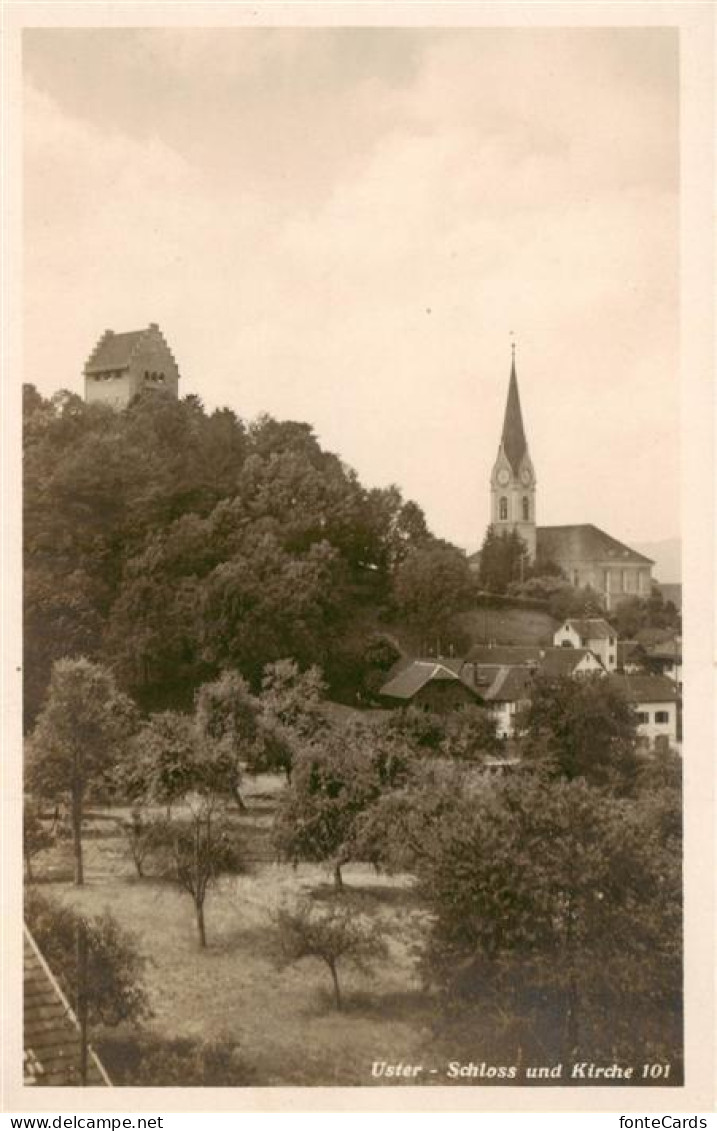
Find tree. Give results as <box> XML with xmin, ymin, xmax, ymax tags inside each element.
<box><xmin>477</xmin><ymin>527</ymin><xmax>529</xmax><ymax>594</ymax></box>
<box><xmin>27</xmin><ymin>659</ymin><xmax>138</xmax><ymax>885</ymax></box>
<box><xmin>254</xmin><ymin>659</ymin><xmax>328</xmax><ymax>781</ymax></box>
<box><xmin>124</xmin><ymin>711</ymin><xmax>199</xmax><ymax>814</ymax></box>
<box><xmin>273</xmin><ymin>719</ymin><xmax>411</xmax><ymax>888</ymax></box>
<box><xmin>274</xmin><ymin>896</ymin><xmax>388</xmax><ymax>1011</ymax></box>
<box><xmin>122</xmin><ymin>808</ymin><xmax>168</xmax><ymax>879</ymax></box>
<box><xmin>441</xmin><ymin>704</ymin><xmax>501</xmax><ymax>763</ymax></box>
<box><xmin>393</xmin><ymin>541</ymin><xmax>475</xmax><ymax>645</ymax></box>
<box><xmin>24</xmin><ymin>888</ymin><xmax>151</xmax><ymax>1029</ymax></box>
<box><xmin>157</xmin><ymin>796</ymin><xmax>242</xmax><ymax>947</ymax></box>
<box><xmin>520</xmin><ymin>673</ymin><xmax>640</xmax><ymax>793</ymax></box>
<box><xmin>418</xmin><ymin>775</ymin><xmax>681</xmax><ymax>1063</ymax></box>
<box><xmin>195</xmin><ymin>671</ymin><xmax>261</xmax><ymax>808</ymax></box>
<box><xmin>23</xmin><ymin>800</ymin><xmax>54</xmax><ymax>883</ymax></box>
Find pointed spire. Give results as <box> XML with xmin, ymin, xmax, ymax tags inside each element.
<box><xmin>500</xmin><ymin>345</ymin><xmax>528</xmax><ymax>475</ymax></box>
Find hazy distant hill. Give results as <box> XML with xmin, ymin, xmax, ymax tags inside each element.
<box><xmin>633</xmin><ymin>538</ymin><xmax>681</xmax><ymax>583</ymax></box>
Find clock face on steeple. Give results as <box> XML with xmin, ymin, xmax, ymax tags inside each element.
<box><xmin>520</xmin><ymin>467</ymin><xmax>532</xmax><ymax>486</ymax></box>
<box><xmin>497</xmin><ymin>468</ymin><xmax>510</xmax><ymax>486</ymax></box>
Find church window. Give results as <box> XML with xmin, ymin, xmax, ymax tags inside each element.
<box><xmin>522</xmin><ymin>496</ymin><xmax>529</xmax><ymax>520</ymax></box>
<box><xmin>499</xmin><ymin>497</ymin><xmax>508</xmax><ymax>520</ymax></box>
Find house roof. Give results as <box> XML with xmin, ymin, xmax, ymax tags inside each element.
<box><xmin>465</xmin><ymin>645</ymin><xmax>542</xmax><ymax>666</ymax></box>
<box><xmin>24</xmin><ymin>928</ymin><xmax>110</xmax><ymax>1087</ymax></box>
<box><xmin>644</xmin><ymin>639</ymin><xmax>682</xmax><ymax>662</ymax></box>
<box><xmin>537</xmin><ymin>524</ymin><xmax>653</xmax><ymax>567</ymax></box>
<box><xmin>558</xmin><ymin>618</ymin><xmax>615</xmax><ymax>640</ymax></box>
<box><xmin>478</xmin><ymin>665</ymin><xmax>533</xmax><ymax>704</ymax></box>
<box><xmin>608</xmin><ymin>673</ymin><xmax>680</xmax><ymax>704</ymax></box>
<box><xmin>499</xmin><ymin>354</ymin><xmax>529</xmax><ymax>475</ymax></box>
<box><xmin>379</xmin><ymin>660</ymin><xmax>476</xmax><ymax>701</ymax></box>
<box><xmin>538</xmin><ymin>648</ymin><xmax>601</xmax><ymax>676</ymax></box>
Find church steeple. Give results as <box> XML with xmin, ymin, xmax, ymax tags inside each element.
<box><xmin>501</xmin><ymin>346</ymin><xmax>528</xmax><ymax>476</ymax></box>
<box><xmin>489</xmin><ymin>344</ymin><xmax>537</xmax><ymax>561</ymax></box>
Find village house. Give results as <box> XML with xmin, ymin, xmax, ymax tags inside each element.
<box><xmin>608</xmin><ymin>673</ymin><xmax>680</xmax><ymax>749</ymax></box>
<box><xmin>378</xmin><ymin>660</ymin><xmax>481</xmax><ymax>713</ymax></box>
<box><xmin>553</xmin><ymin>618</ymin><xmax>618</xmax><ymax>671</ymax></box>
<box><xmin>84</xmin><ymin>323</ymin><xmax>181</xmax><ymax>409</ymax></box>
<box><xmin>643</xmin><ymin>637</ymin><xmax>682</xmax><ymax>689</ymax></box>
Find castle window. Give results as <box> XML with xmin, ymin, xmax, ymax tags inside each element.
<box><xmin>522</xmin><ymin>496</ymin><xmax>529</xmax><ymax>521</ymax></box>
<box><xmin>499</xmin><ymin>497</ymin><xmax>508</xmax><ymax>520</ymax></box>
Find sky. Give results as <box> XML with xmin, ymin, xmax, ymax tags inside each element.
<box><xmin>22</xmin><ymin>27</ymin><xmax>679</xmax><ymax>553</ymax></box>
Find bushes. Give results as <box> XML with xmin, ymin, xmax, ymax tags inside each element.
<box><xmin>97</xmin><ymin>1032</ymin><xmax>248</xmax><ymax>1087</ymax></box>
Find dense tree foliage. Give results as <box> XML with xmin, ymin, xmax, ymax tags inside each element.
<box><xmin>24</xmin><ymin>888</ymin><xmax>151</xmax><ymax>1028</ymax></box>
<box><xmin>519</xmin><ymin>674</ymin><xmax>640</xmax><ymax>792</ymax></box>
<box><xmin>417</xmin><ymin>773</ymin><xmax>681</xmax><ymax>1066</ymax></box>
<box><xmin>23</xmin><ymin>387</ymin><xmax>439</xmax><ymax>722</ymax></box>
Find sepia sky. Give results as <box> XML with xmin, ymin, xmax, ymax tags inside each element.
<box><xmin>23</xmin><ymin>27</ymin><xmax>679</xmax><ymax>552</ymax></box>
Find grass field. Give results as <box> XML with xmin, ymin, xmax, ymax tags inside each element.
<box><xmin>29</xmin><ymin>783</ymin><xmax>438</xmax><ymax>1087</ymax></box>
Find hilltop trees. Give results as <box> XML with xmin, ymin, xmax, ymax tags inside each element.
<box><xmin>23</xmin><ymin>386</ymin><xmax>440</xmax><ymax>722</ymax></box>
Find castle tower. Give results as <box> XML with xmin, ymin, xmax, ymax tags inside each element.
<box><xmin>489</xmin><ymin>346</ymin><xmax>537</xmax><ymax>560</ymax></box>
<box><xmin>84</xmin><ymin>323</ymin><xmax>180</xmax><ymax>409</ymax></box>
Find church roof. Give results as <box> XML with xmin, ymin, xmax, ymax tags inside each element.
<box><xmin>499</xmin><ymin>354</ymin><xmax>529</xmax><ymax>475</ymax></box>
<box><xmin>537</xmin><ymin>524</ymin><xmax>653</xmax><ymax>567</ymax></box>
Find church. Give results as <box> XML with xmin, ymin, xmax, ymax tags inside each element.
<box><xmin>486</xmin><ymin>348</ymin><xmax>653</xmax><ymax>611</ymax></box>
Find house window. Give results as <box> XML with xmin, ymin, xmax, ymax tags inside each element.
<box><xmin>522</xmin><ymin>496</ymin><xmax>529</xmax><ymax>521</ymax></box>
<box><xmin>655</xmin><ymin>710</ymin><xmax>670</xmax><ymax>724</ymax></box>
<box><xmin>499</xmin><ymin>497</ymin><xmax>508</xmax><ymax>520</ymax></box>
<box><xmin>636</xmin><ymin>711</ymin><xmax>649</xmax><ymax>724</ymax></box>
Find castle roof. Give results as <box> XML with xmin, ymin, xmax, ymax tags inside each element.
<box><xmin>499</xmin><ymin>353</ymin><xmax>529</xmax><ymax>475</ymax></box>
<box><xmin>84</xmin><ymin>323</ymin><xmax>166</xmax><ymax>374</ymax></box>
<box><xmin>537</xmin><ymin>524</ymin><xmax>653</xmax><ymax>567</ymax></box>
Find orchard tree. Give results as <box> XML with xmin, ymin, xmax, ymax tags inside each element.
<box><xmin>441</xmin><ymin>704</ymin><xmax>501</xmax><ymax>763</ymax></box>
<box><xmin>158</xmin><ymin>795</ymin><xmax>242</xmax><ymax>948</ymax></box>
<box><xmin>27</xmin><ymin>659</ymin><xmax>138</xmax><ymax>885</ymax></box>
<box><xmin>274</xmin><ymin>896</ymin><xmax>388</xmax><ymax>1011</ymax></box>
<box><xmin>124</xmin><ymin>711</ymin><xmax>199</xmax><ymax>814</ymax></box>
<box><xmin>519</xmin><ymin>673</ymin><xmax>640</xmax><ymax>793</ymax></box>
<box><xmin>273</xmin><ymin>719</ymin><xmax>410</xmax><ymax>888</ymax></box>
<box><xmin>195</xmin><ymin>671</ymin><xmax>261</xmax><ymax>808</ymax></box>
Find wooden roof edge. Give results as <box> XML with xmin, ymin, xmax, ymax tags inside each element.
<box><xmin>24</xmin><ymin>925</ymin><xmax>112</xmax><ymax>1087</ymax></box>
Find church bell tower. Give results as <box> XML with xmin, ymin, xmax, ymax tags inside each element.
<box><xmin>490</xmin><ymin>345</ymin><xmax>537</xmax><ymax>560</ymax></box>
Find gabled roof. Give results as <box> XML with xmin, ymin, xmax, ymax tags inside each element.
<box><xmin>608</xmin><ymin>673</ymin><xmax>680</xmax><ymax>704</ymax></box>
<box><xmin>499</xmin><ymin>354</ymin><xmax>529</xmax><ymax>475</ymax></box>
<box><xmin>24</xmin><ymin>928</ymin><xmax>110</xmax><ymax>1087</ymax></box>
<box><xmin>644</xmin><ymin>639</ymin><xmax>682</xmax><ymax>662</ymax></box>
<box><xmin>537</xmin><ymin>525</ymin><xmax>653</xmax><ymax>567</ymax></box>
<box><xmin>538</xmin><ymin>648</ymin><xmax>602</xmax><ymax>676</ymax></box>
<box><xmin>379</xmin><ymin>660</ymin><xmax>476</xmax><ymax>701</ymax></box>
<box><xmin>85</xmin><ymin>329</ymin><xmax>149</xmax><ymax>373</ymax></box>
<box><xmin>558</xmin><ymin>618</ymin><xmax>614</xmax><ymax>640</ymax></box>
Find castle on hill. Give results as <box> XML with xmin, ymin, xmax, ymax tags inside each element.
<box><xmin>84</xmin><ymin>323</ymin><xmax>180</xmax><ymax>408</ymax></box>
<box><xmin>485</xmin><ymin>347</ymin><xmax>653</xmax><ymax>611</ymax></box>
